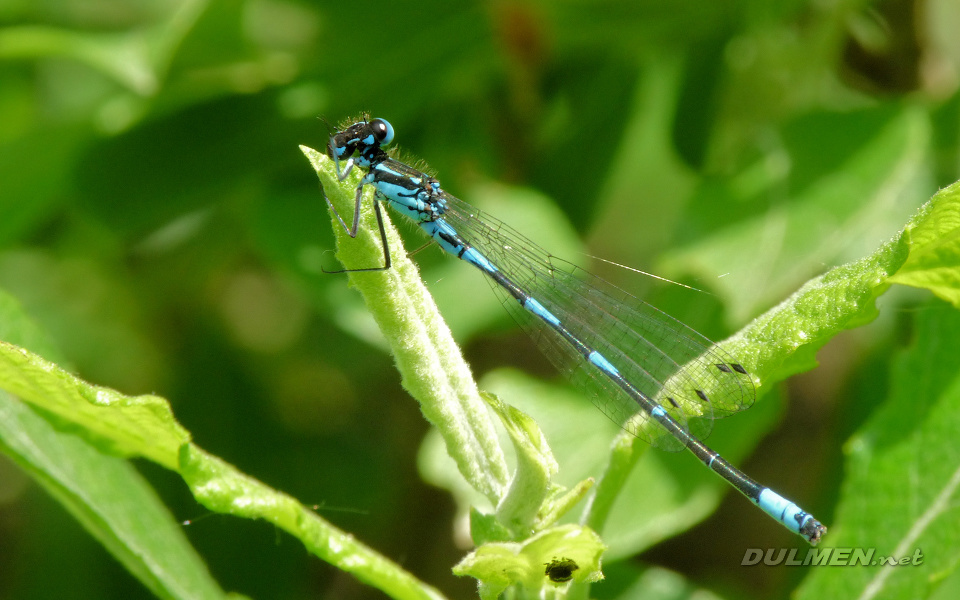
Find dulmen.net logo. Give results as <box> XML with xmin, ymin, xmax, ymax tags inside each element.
<box><xmin>742</xmin><ymin>548</ymin><xmax>925</xmax><ymax>567</ymax></box>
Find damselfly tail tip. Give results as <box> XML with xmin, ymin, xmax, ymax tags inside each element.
<box><xmin>802</xmin><ymin>519</ymin><xmax>828</xmax><ymax>546</ymax></box>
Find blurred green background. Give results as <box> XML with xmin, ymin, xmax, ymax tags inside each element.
<box><xmin>1</xmin><ymin>0</ymin><xmax>958</xmax><ymax>598</ymax></box>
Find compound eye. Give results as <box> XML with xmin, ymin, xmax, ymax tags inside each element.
<box><xmin>370</xmin><ymin>118</ymin><xmax>395</xmax><ymax>146</ymax></box>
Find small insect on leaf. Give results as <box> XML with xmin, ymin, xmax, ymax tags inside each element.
<box><xmin>544</xmin><ymin>557</ymin><xmax>578</xmax><ymax>583</ymax></box>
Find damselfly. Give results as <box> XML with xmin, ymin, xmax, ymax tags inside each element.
<box><xmin>322</xmin><ymin>117</ymin><xmax>826</xmax><ymax>545</ymax></box>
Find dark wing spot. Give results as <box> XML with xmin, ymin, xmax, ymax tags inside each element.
<box><xmin>667</xmin><ymin>397</ymin><xmax>680</xmax><ymax>408</ymax></box>
<box><xmin>695</xmin><ymin>389</ymin><xmax>709</xmax><ymax>402</ymax></box>
<box><xmin>715</xmin><ymin>363</ymin><xmax>732</xmax><ymax>373</ymax></box>
<box><xmin>731</xmin><ymin>363</ymin><xmax>748</xmax><ymax>374</ymax></box>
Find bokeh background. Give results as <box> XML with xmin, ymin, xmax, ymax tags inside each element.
<box><xmin>2</xmin><ymin>0</ymin><xmax>959</xmax><ymax>598</ymax></box>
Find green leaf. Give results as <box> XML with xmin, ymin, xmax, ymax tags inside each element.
<box><xmin>587</xmin><ymin>180</ymin><xmax>960</xmax><ymax>549</ymax></box>
<box><xmin>0</xmin><ymin>392</ymin><xmax>230</xmax><ymax>600</ymax></box>
<box><xmin>797</xmin><ymin>302</ymin><xmax>960</xmax><ymax>599</ymax></box>
<box><xmin>0</xmin><ymin>289</ymin><xmax>228</xmax><ymax>600</ymax></box>
<box><xmin>453</xmin><ymin>524</ymin><xmax>605</xmax><ymax>600</ymax></box>
<box><xmin>0</xmin><ymin>290</ymin><xmax>186</xmax><ymax>470</ymax></box>
<box><xmin>0</xmin><ymin>339</ymin><xmax>189</xmax><ymax>470</ymax></box>
<box><xmin>473</xmin><ymin>368</ymin><xmax>776</xmax><ymax>557</ymax></box>
<box><xmin>731</xmin><ymin>178</ymin><xmax>960</xmax><ymax>388</ymax></box>
<box><xmin>0</xmin><ymin>289</ymin><xmax>450</xmax><ymax>600</ymax></box>
<box><xmin>583</xmin><ymin>222</ymin><xmax>908</xmax><ymax>542</ymax></box>
<box><xmin>179</xmin><ymin>445</ymin><xmax>448</xmax><ymax>600</ymax></box>
<box><xmin>476</xmin><ymin>389</ymin><xmax>594</xmax><ymax>537</ymax></box>
<box><xmin>0</xmin><ymin>250</ymin><xmax>166</xmax><ymax>395</ymax></box>
<box><xmin>482</xmin><ymin>391</ymin><xmax>559</xmax><ymax>535</ymax></box>
<box><xmin>301</xmin><ymin>144</ymin><xmax>510</xmax><ymax>505</ymax></box>
<box><xmin>889</xmin><ymin>184</ymin><xmax>960</xmax><ymax>307</ymax></box>
<box><xmin>469</xmin><ymin>508</ymin><xmax>515</xmax><ymax>545</ymax></box>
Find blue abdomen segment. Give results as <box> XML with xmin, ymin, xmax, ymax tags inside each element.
<box><xmin>588</xmin><ymin>350</ymin><xmax>620</xmax><ymax>377</ymax></box>
<box><xmin>419</xmin><ymin>221</ymin><xmax>499</xmax><ymax>274</ymax></box>
<box><xmin>757</xmin><ymin>488</ymin><xmax>821</xmax><ymax>542</ymax></box>
<box><xmin>525</xmin><ymin>297</ymin><xmax>561</xmax><ymax>327</ymax></box>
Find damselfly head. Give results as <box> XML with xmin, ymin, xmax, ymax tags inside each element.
<box><xmin>328</xmin><ymin>118</ymin><xmax>394</xmax><ymax>160</ymax></box>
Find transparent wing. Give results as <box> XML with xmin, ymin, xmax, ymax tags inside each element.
<box><xmin>435</xmin><ymin>190</ymin><xmax>755</xmax><ymax>451</ymax></box>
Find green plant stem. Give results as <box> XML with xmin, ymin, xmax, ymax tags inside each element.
<box><xmin>301</xmin><ymin>145</ymin><xmax>510</xmax><ymax>506</ymax></box>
